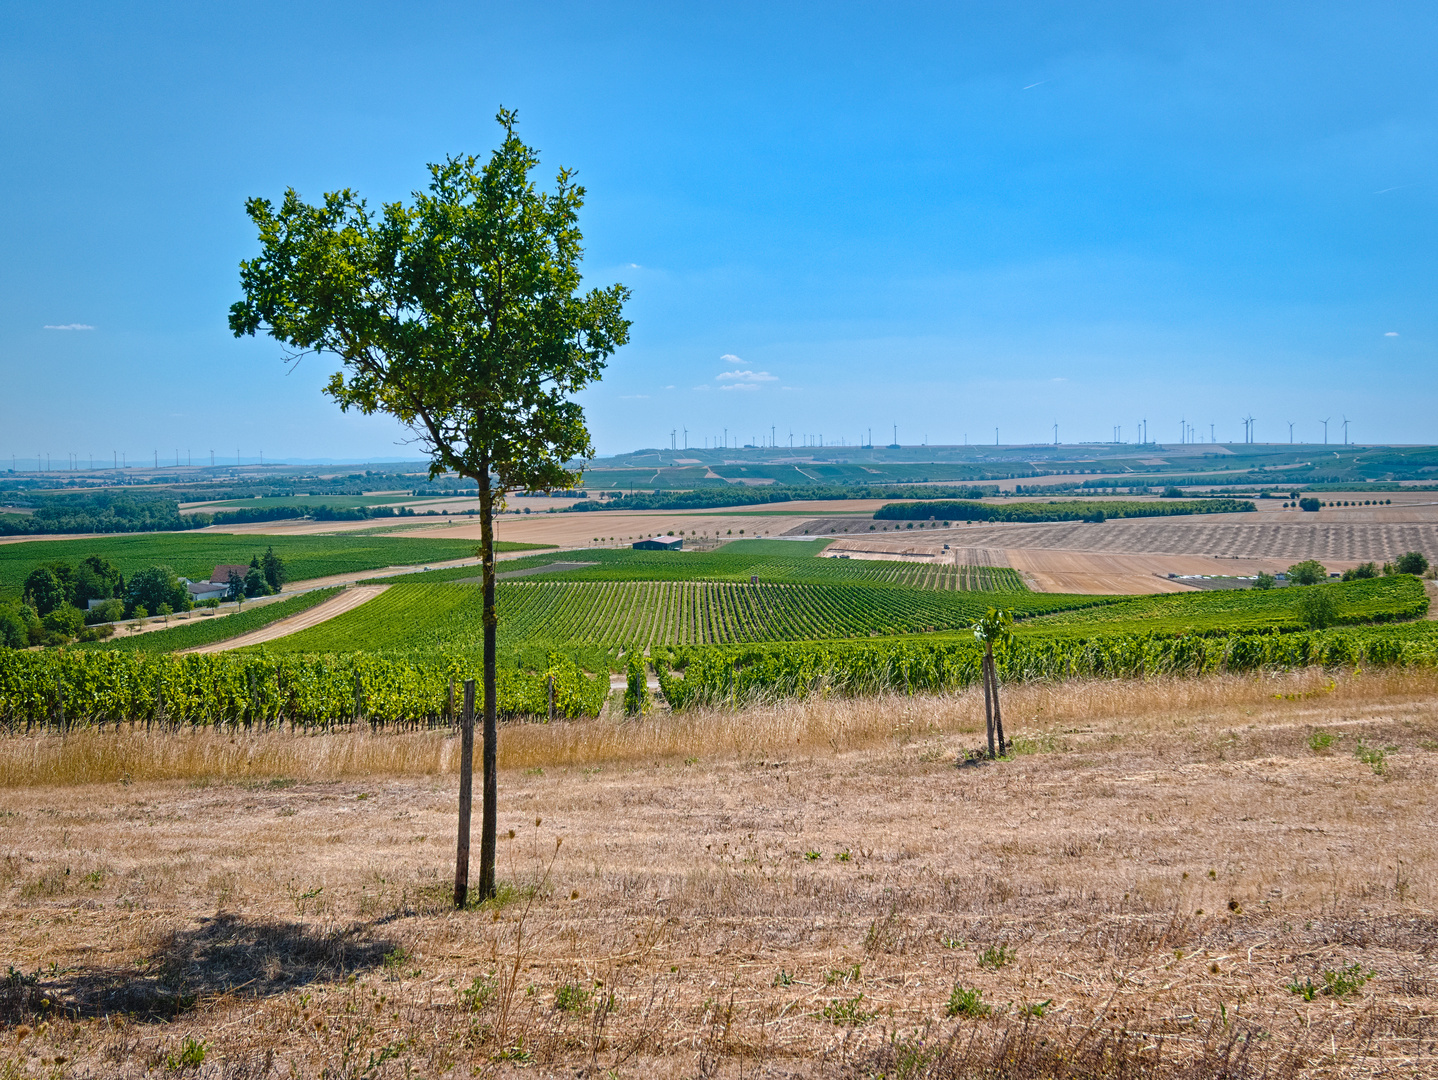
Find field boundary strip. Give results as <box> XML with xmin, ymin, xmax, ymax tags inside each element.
<box><xmin>183</xmin><ymin>585</ymin><xmax>391</xmax><ymax>654</ymax></box>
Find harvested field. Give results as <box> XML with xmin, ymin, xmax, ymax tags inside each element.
<box><xmin>3</xmin><ymin>668</ymin><xmax>1436</xmax><ymax>1076</ymax></box>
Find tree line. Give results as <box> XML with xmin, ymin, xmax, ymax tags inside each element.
<box><xmin>0</xmin><ymin>548</ymin><xmax>288</xmax><ymax>649</ymax></box>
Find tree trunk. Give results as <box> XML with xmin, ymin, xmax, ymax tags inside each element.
<box><xmin>989</xmin><ymin>649</ymin><xmax>1005</xmax><ymax>756</ymax></box>
<box><xmin>477</xmin><ymin>461</ymin><xmax>499</xmax><ymax>901</ymax></box>
<box><xmin>982</xmin><ymin>646</ymin><xmax>995</xmax><ymax>759</ymax></box>
<box><xmin>453</xmin><ymin>678</ymin><xmax>475</xmax><ymax>908</ymax></box>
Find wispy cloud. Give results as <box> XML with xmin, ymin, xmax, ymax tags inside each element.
<box><xmin>44</xmin><ymin>323</ymin><xmax>94</xmax><ymax>331</ymax></box>
<box><xmin>1385</xmin><ymin>331</ymin><xmax>1400</xmax><ymax>337</ymax></box>
<box><xmin>720</xmin><ymin>383</ymin><xmax>759</xmax><ymax>392</ymax></box>
<box><xmin>716</xmin><ymin>368</ymin><xmax>777</xmax><ymax>383</ymax></box>
<box><xmin>619</xmin><ymin>394</ymin><xmax>650</xmax><ymax>400</ymax></box>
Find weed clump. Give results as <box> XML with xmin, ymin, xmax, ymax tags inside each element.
<box><xmin>945</xmin><ymin>984</ymin><xmax>989</xmax><ymax>1018</ymax></box>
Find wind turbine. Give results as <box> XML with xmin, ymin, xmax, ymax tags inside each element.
<box><xmin>1319</xmin><ymin>417</ymin><xmax>1330</xmax><ymax>445</ymax></box>
<box><xmin>1053</xmin><ymin>421</ymin><xmax>1058</xmax><ymax>446</ymax></box>
<box><xmin>1287</xmin><ymin>421</ymin><xmax>1294</xmax><ymax>444</ymax></box>
<box><xmin>1180</xmin><ymin>416</ymin><xmax>1186</xmax><ymax>445</ymax></box>
<box><xmin>1342</xmin><ymin>416</ymin><xmax>1350</xmax><ymax>445</ymax></box>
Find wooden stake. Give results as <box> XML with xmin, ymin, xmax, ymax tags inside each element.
<box><xmin>547</xmin><ymin>673</ymin><xmax>555</xmax><ymax>722</ymax></box>
<box><xmin>454</xmin><ymin>679</ymin><xmax>476</xmax><ymax>909</ymax></box>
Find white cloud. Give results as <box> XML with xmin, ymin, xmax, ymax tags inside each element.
<box><xmin>1385</xmin><ymin>331</ymin><xmax>1400</xmax><ymax>337</ymax></box>
<box><xmin>619</xmin><ymin>394</ymin><xmax>650</xmax><ymax>400</ymax></box>
<box><xmin>716</xmin><ymin>369</ymin><xmax>777</xmax><ymax>383</ymax></box>
<box><xmin>664</xmin><ymin>384</ymin><xmax>675</xmax><ymax>390</ymax></box>
<box><xmin>44</xmin><ymin>323</ymin><xmax>94</xmax><ymax>331</ymax></box>
<box><xmin>720</xmin><ymin>383</ymin><xmax>759</xmax><ymax>392</ymax></box>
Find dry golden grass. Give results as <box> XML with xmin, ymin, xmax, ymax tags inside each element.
<box><xmin>2</xmin><ymin>668</ymin><xmax>1437</xmax><ymax>1076</ymax></box>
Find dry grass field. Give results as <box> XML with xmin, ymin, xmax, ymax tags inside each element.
<box><xmin>3</xmin><ymin>669</ymin><xmax>1437</xmax><ymax>1077</ymax></box>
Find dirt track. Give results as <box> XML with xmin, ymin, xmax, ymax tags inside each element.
<box><xmin>182</xmin><ymin>585</ymin><xmax>389</xmax><ymax>653</ymax></box>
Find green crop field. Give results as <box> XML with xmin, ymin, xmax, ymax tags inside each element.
<box><xmin>260</xmin><ymin>579</ymin><xmax>1106</xmax><ymax>656</ymax></box>
<box><xmin>388</xmin><ymin>539</ymin><xmax>1028</xmax><ymax>592</ymax></box>
<box><xmin>0</xmin><ymin>534</ymin><xmax>548</xmax><ymax>600</ymax></box>
<box><xmin>1019</xmin><ymin>575</ymin><xmax>1429</xmax><ymax>635</ymax></box>
<box><xmin>79</xmin><ymin>587</ymin><xmax>344</xmax><ymax>653</ymax></box>
<box><xmin>181</xmin><ymin>494</ymin><xmax>434</xmax><ymax>512</ymax></box>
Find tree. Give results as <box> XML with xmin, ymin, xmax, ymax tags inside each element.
<box><xmin>243</xmin><ymin>567</ymin><xmax>270</xmax><ymax>598</ymax></box>
<box><xmin>1394</xmin><ymin>551</ymin><xmax>1430</xmax><ymax>576</ymax></box>
<box><xmin>229</xmin><ymin>109</ymin><xmax>630</xmax><ymax>906</ymax></box>
<box><xmin>127</xmin><ymin>566</ymin><xmax>192</xmax><ymax>617</ymax></box>
<box><xmin>226</xmin><ymin>570</ymin><xmax>246</xmax><ymax>603</ymax></box>
<box><xmin>1253</xmin><ymin>571</ymin><xmax>1276</xmax><ymax>590</ymax></box>
<box><xmin>74</xmin><ymin>555</ymin><xmax>123</xmax><ymax>607</ymax></box>
<box><xmin>23</xmin><ymin>568</ymin><xmax>67</xmax><ymax>616</ymax></box>
<box><xmin>1298</xmin><ymin>497</ymin><xmax>1321</xmax><ymax>512</ymax></box>
<box><xmin>1294</xmin><ymin>587</ymin><xmax>1337</xmax><ymax>629</ymax></box>
<box><xmin>972</xmin><ymin>608</ymin><xmax>1014</xmax><ymax>759</ymax></box>
<box><xmin>1286</xmin><ymin>559</ymin><xmax>1328</xmax><ymax>586</ymax></box>
<box><xmin>261</xmin><ymin>546</ymin><xmax>287</xmax><ymax>592</ymax></box>
<box><xmin>0</xmin><ymin>603</ymin><xmax>29</xmax><ymax>649</ymax></box>
<box><xmin>1342</xmin><ymin>562</ymin><xmax>1378</xmax><ymax>581</ymax></box>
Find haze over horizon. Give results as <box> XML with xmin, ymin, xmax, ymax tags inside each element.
<box><xmin>3</xmin><ymin>1</ymin><xmax>1435</xmax><ymax>463</ymax></box>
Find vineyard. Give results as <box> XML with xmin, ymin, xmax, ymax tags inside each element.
<box><xmin>0</xmin><ymin>534</ymin><xmax>547</xmax><ymax>600</ymax></box>
<box><xmin>392</xmin><ymin>541</ymin><xmax>1028</xmax><ymax>592</ymax></box>
<box><xmin>1024</xmin><ymin>574</ymin><xmax>1429</xmax><ymax>633</ymax></box>
<box><xmin>655</xmin><ymin>621</ymin><xmax>1438</xmax><ymax>708</ymax></box>
<box><xmin>79</xmin><ymin>588</ymin><xmax>343</xmax><ymax>653</ymax></box>
<box><xmin>260</xmin><ymin>579</ymin><xmax>1105</xmax><ymax>654</ymax></box>
<box><xmin>0</xmin><ymin>648</ymin><xmax>608</xmax><ymax>729</ymax></box>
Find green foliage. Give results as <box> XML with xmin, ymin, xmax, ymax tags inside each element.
<box><xmin>977</xmin><ymin>944</ymin><xmax>1015</xmax><ymax>970</ymax></box>
<box><xmin>1253</xmin><ymin>571</ymin><xmax>1276</xmax><ymax>590</ymax></box>
<box><xmin>75</xmin><ymin>555</ymin><xmax>124</xmax><ymax>606</ymax></box>
<box><xmin>0</xmin><ymin>603</ymin><xmax>31</xmax><ymax>649</ymax></box>
<box><xmin>623</xmin><ymin>652</ymin><xmax>650</xmax><ymax>716</ymax></box>
<box><xmin>656</xmin><ymin>620</ymin><xmax>1438</xmax><ymax>709</ymax></box>
<box><xmin>821</xmin><ymin>994</ymin><xmax>874</xmax><ymax>1025</ymax></box>
<box><xmin>873</xmin><ymin>498</ymin><xmax>1254</xmax><ymax>523</ymax></box>
<box><xmin>165</xmin><ymin>1036</ymin><xmax>207</xmax><ymax>1071</ymax></box>
<box><xmin>1287</xmin><ymin>964</ymin><xmax>1371</xmax><ymax>1000</ymax></box>
<box><xmin>0</xmin><ymin>647</ymin><xmax>607</xmax><ymax>728</ymax></box>
<box><xmin>84</xmin><ymin>598</ymin><xmax>125</xmax><ymax>625</ymax></box>
<box><xmin>261</xmin><ymin>546</ymin><xmax>287</xmax><ymax>591</ymax></box>
<box><xmin>0</xmin><ymin>491</ymin><xmax>194</xmax><ymax>537</ymax></box>
<box><xmin>267</xmin><ymin>580</ymin><xmax>1096</xmax><ymax>656</ymax></box>
<box><xmin>1308</xmin><ymin>729</ymin><xmax>1335</xmax><ymax>754</ymax></box>
<box><xmin>1161</xmin><ymin>486</ymin><xmax>1184</xmax><ymax>498</ymax></box>
<box><xmin>41</xmin><ymin>605</ymin><xmax>84</xmax><ymax>639</ymax></box>
<box><xmin>23</xmin><ymin>567</ymin><xmax>67</xmax><ymax>616</ymax></box>
<box><xmin>243</xmin><ymin>567</ymin><xmax>272</xmax><ymax>599</ymax></box>
<box><xmin>944</xmin><ymin>985</ymin><xmax>989</xmax><ymax>1018</ymax></box>
<box><xmin>553</xmin><ymin>981</ymin><xmax>591</xmax><ymax>1013</ymax></box>
<box><xmin>230</xmin><ymin>109</ymin><xmax>630</xmax><ymax>500</ymax></box>
<box><xmin>1287</xmin><ymin>559</ymin><xmax>1328</xmax><ymax>586</ymax></box>
<box><xmin>399</xmin><ymin>541</ymin><xmax>1033</xmax><ymax>593</ymax></box>
<box><xmin>1394</xmin><ymin>551</ymin><xmax>1429</xmax><ymax>576</ymax></box>
<box><xmin>459</xmin><ymin>974</ymin><xmax>497</xmax><ymax>1011</ymax></box>
<box><xmin>1353</xmin><ymin>739</ymin><xmax>1387</xmax><ymax>774</ymax></box>
<box><xmin>1028</xmin><ymin>576</ymin><xmax>1425</xmax><ymax>635</ymax></box>
<box><xmin>0</xmin><ymin>534</ymin><xmax>526</xmax><ymax>603</ymax></box>
<box><xmin>1298</xmin><ymin>497</ymin><xmax>1321</xmax><ymax>511</ymax></box>
<box><xmin>1295</xmin><ymin>587</ymin><xmax>1338</xmax><ymax>629</ymax></box>
<box><xmin>79</xmin><ymin>588</ymin><xmax>342</xmax><ymax>653</ymax></box>
<box><xmin>126</xmin><ymin>566</ymin><xmax>193</xmax><ymax>617</ymax></box>
<box><xmin>1342</xmin><ymin>562</ymin><xmax>1379</xmax><ymax>581</ymax></box>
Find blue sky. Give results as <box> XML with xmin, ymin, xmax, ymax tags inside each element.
<box><xmin>2</xmin><ymin>1</ymin><xmax>1435</xmax><ymax>464</ymax></box>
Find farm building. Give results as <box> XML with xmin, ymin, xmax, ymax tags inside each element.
<box><xmin>210</xmin><ymin>564</ymin><xmax>251</xmax><ymax>584</ymax></box>
<box><xmin>632</xmin><ymin>535</ymin><xmax>682</xmax><ymax>551</ymax></box>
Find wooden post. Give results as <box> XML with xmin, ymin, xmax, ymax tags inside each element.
<box><xmin>454</xmin><ymin>679</ymin><xmax>476</xmax><ymax>909</ymax></box>
<box><xmin>448</xmin><ymin>677</ymin><xmax>455</xmax><ymax>729</ymax></box>
<box><xmin>56</xmin><ymin>675</ymin><xmax>65</xmax><ymax>736</ymax></box>
<box><xmin>353</xmin><ymin>671</ymin><xmax>363</xmax><ymax>728</ymax></box>
<box><xmin>547</xmin><ymin>674</ymin><xmax>555</xmax><ymax>722</ymax></box>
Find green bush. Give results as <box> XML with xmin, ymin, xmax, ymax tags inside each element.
<box><xmin>623</xmin><ymin>652</ymin><xmax>650</xmax><ymax>716</ymax></box>
<box><xmin>84</xmin><ymin>598</ymin><xmax>125</xmax><ymax>625</ymax></box>
<box><xmin>1295</xmin><ymin>588</ymin><xmax>1338</xmax><ymax>630</ymax></box>
<box><xmin>1394</xmin><ymin>551</ymin><xmax>1429</xmax><ymax>576</ymax></box>
<box><xmin>1298</xmin><ymin>497</ymin><xmax>1322</xmax><ymax>511</ymax></box>
<box><xmin>1287</xmin><ymin>559</ymin><xmax>1328</xmax><ymax>586</ymax></box>
<box><xmin>1343</xmin><ymin>562</ymin><xmax>1379</xmax><ymax>581</ymax></box>
<box><xmin>1253</xmin><ymin>572</ymin><xmax>1276</xmax><ymax>590</ymax></box>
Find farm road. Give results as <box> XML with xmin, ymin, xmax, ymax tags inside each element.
<box><xmin>182</xmin><ymin>585</ymin><xmax>389</xmax><ymax>654</ymax></box>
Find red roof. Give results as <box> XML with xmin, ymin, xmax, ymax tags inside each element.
<box><xmin>211</xmin><ymin>564</ymin><xmax>251</xmax><ymax>584</ymax></box>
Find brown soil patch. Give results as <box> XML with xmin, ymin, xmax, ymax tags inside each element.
<box><xmin>2</xmin><ymin>669</ymin><xmax>1436</xmax><ymax>1075</ymax></box>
